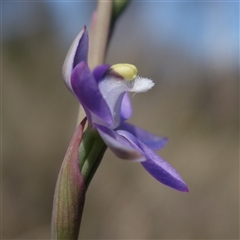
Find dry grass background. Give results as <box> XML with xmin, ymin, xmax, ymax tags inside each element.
<box><xmin>2</xmin><ymin>2</ymin><xmax>239</xmax><ymax>239</ymax></box>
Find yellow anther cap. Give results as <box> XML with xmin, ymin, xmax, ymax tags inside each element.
<box><xmin>110</xmin><ymin>63</ymin><xmax>138</xmax><ymax>81</ymax></box>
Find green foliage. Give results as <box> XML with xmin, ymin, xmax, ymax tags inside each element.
<box><xmin>51</xmin><ymin>119</ymin><xmax>86</xmax><ymax>240</ymax></box>
<box><xmin>79</xmin><ymin>128</ymin><xmax>107</xmax><ymax>188</ymax></box>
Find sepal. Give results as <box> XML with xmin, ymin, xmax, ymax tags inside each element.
<box><xmin>62</xmin><ymin>26</ymin><xmax>88</xmax><ymax>92</ymax></box>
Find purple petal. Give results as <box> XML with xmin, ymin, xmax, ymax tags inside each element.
<box><xmin>97</xmin><ymin>75</ymin><xmax>131</xmax><ymax>128</ymax></box>
<box><xmin>120</xmin><ymin>93</ymin><xmax>133</xmax><ymax>121</ymax></box>
<box><xmin>71</xmin><ymin>62</ymin><xmax>112</xmax><ymax>125</ymax></box>
<box><xmin>92</xmin><ymin>64</ymin><xmax>110</xmax><ymax>83</ymax></box>
<box><xmin>97</xmin><ymin>73</ymin><xmax>152</xmax><ymax>128</ymax></box>
<box><xmin>117</xmin><ymin>130</ymin><xmax>188</xmax><ymax>192</ymax></box>
<box><xmin>73</xmin><ymin>26</ymin><xmax>88</xmax><ymax>68</ymax></box>
<box><xmin>62</xmin><ymin>26</ymin><xmax>88</xmax><ymax>92</ymax></box>
<box><xmin>95</xmin><ymin>124</ymin><xmax>145</xmax><ymax>162</ymax></box>
<box><xmin>118</xmin><ymin>122</ymin><xmax>168</xmax><ymax>151</ymax></box>
<box><xmin>141</xmin><ymin>145</ymin><xmax>188</xmax><ymax>192</ymax></box>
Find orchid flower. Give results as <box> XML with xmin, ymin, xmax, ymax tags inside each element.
<box><xmin>62</xmin><ymin>26</ymin><xmax>188</xmax><ymax>192</ymax></box>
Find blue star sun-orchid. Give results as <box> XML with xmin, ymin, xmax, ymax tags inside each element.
<box><xmin>62</xmin><ymin>26</ymin><xmax>188</xmax><ymax>192</ymax></box>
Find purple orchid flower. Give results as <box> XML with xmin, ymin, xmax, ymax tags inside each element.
<box><xmin>62</xmin><ymin>26</ymin><xmax>188</xmax><ymax>192</ymax></box>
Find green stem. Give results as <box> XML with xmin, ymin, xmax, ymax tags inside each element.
<box><xmin>85</xmin><ymin>144</ymin><xmax>107</xmax><ymax>189</ymax></box>
<box><xmin>78</xmin><ymin>128</ymin><xmax>107</xmax><ymax>189</ymax></box>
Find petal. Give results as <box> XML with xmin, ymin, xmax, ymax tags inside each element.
<box><xmin>117</xmin><ymin>130</ymin><xmax>188</xmax><ymax>192</ymax></box>
<box><xmin>98</xmin><ymin>72</ymin><xmax>154</xmax><ymax>128</ymax></box>
<box><xmin>73</xmin><ymin>27</ymin><xmax>88</xmax><ymax>68</ymax></box>
<box><xmin>62</xmin><ymin>26</ymin><xmax>88</xmax><ymax>91</ymax></box>
<box><xmin>131</xmin><ymin>76</ymin><xmax>154</xmax><ymax>92</ymax></box>
<box><xmin>92</xmin><ymin>64</ymin><xmax>110</xmax><ymax>83</ymax></box>
<box><xmin>118</xmin><ymin>122</ymin><xmax>168</xmax><ymax>151</ymax></box>
<box><xmin>141</xmin><ymin>149</ymin><xmax>189</xmax><ymax>192</ymax></box>
<box><xmin>95</xmin><ymin>124</ymin><xmax>145</xmax><ymax>162</ymax></box>
<box><xmin>71</xmin><ymin>62</ymin><xmax>112</xmax><ymax>125</ymax></box>
<box><xmin>98</xmin><ymin>76</ymin><xmax>129</xmax><ymax>128</ymax></box>
<box><xmin>120</xmin><ymin>93</ymin><xmax>133</xmax><ymax>121</ymax></box>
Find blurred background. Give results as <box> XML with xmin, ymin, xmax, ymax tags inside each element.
<box><xmin>2</xmin><ymin>1</ymin><xmax>239</xmax><ymax>239</ymax></box>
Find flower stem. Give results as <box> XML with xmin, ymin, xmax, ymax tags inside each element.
<box><xmin>88</xmin><ymin>0</ymin><xmax>112</xmax><ymax>70</ymax></box>
<box><xmin>78</xmin><ymin>128</ymin><xmax>107</xmax><ymax>189</ymax></box>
